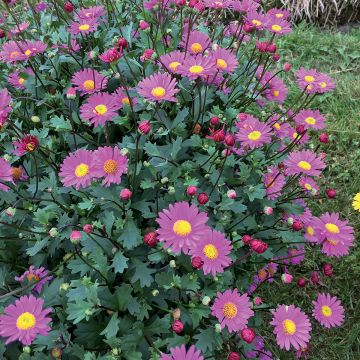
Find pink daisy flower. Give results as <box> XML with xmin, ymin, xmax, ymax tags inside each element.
<box><xmin>231</xmin><ymin>0</ymin><xmax>260</xmax><ymax>13</ymax></box>
<box><xmin>284</xmin><ymin>150</ymin><xmax>326</xmax><ymax>177</ymax></box>
<box><xmin>0</xmin><ymin>158</ymin><xmax>14</xmax><ymax>192</ymax></box>
<box><xmin>8</xmin><ymin>68</ymin><xmax>33</xmax><ymax>89</ymax></box>
<box><xmin>15</xmin><ymin>266</ymin><xmax>53</xmax><ymax>294</ymax></box>
<box><xmin>270</xmin><ymin>116</ymin><xmax>292</xmax><ymax>139</ymax></box>
<box><xmin>203</xmin><ymin>0</ymin><xmax>232</xmax><ymax>9</ymax></box>
<box><xmin>295</xmin><ymin>68</ymin><xmax>319</xmax><ymax>94</ymax></box>
<box><xmin>156</xmin><ymin>201</ymin><xmax>209</xmax><ymax>254</ymax></box>
<box><xmin>21</xmin><ymin>40</ymin><xmax>47</xmax><ymax>58</ymax></box>
<box><xmin>72</xmin><ymin>69</ymin><xmax>108</xmax><ymax>95</ymax></box>
<box><xmin>313</xmin><ymin>212</ymin><xmax>354</xmax><ymax>257</ymax></box>
<box><xmin>0</xmin><ymin>41</ymin><xmax>27</xmax><ymax>62</ymax></box>
<box><xmin>266</xmin><ymin>19</ymin><xmax>291</xmax><ymax>35</ymax></box>
<box><xmin>263</xmin><ymin>166</ymin><xmax>285</xmax><ymax>200</ymax></box>
<box><xmin>9</xmin><ymin>21</ymin><xmax>29</xmax><ymax>36</ymax></box>
<box><xmin>137</xmin><ymin>72</ymin><xmax>179</xmax><ymax>102</ymax></box>
<box><xmin>0</xmin><ymin>295</ymin><xmax>52</xmax><ymax>345</ymax></box>
<box><xmin>11</xmin><ymin>166</ymin><xmax>28</xmax><ymax>182</ymax></box>
<box><xmin>159</xmin><ymin>50</ymin><xmax>186</xmax><ymax>74</ymax></box>
<box><xmin>189</xmin><ymin>229</ymin><xmax>232</xmax><ymax>276</ymax></box>
<box><xmin>92</xmin><ymin>146</ymin><xmax>128</xmax><ymax>186</ymax></box>
<box><xmin>315</xmin><ymin>73</ymin><xmax>336</xmax><ymax>93</ymax></box>
<box><xmin>76</xmin><ymin>6</ymin><xmax>106</xmax><ymax>20</ymax></box>
<box><xmin>235</xmin><ymin>116</ymin><xmax>272</xmax><ymax>149</ymax></box>
<box><xmin>180</xmin><ymin>30</ymin><xmax>211</xmax><ymax>55</ymax></box>
<box><xmin>299</xmin><ymin>176</ymin><xmax>319</xmax><ymax>195</ymax></box>
<box><xmin>114</xmin><ymin>88</ymin><xmax>138</xmax><ymax>108</ymax></box>
<box><xmin>303</xmin><ymin>218</ymin><xmax>318</xmax><ymax>244</ymax></box>
<box><xmin>284</xmin><ymin>246</ymin><xmax>305</xmax><ymax>265</ymax></box>
<box><xmin>177</xmin><ymin>55</ymin><xmax>215</xmax><ymax>81</ymax></box>
<box><xmin>294</xmin><ymin>109</ymin><xmax>325</xmax><ymax>130</ymax></box>
<box><xmin>13</xmin><ymin>134</ymin><xmax>39</xmax><ymax>156</ymax></box>
<box><xmin>160</xmin><ymin>345</ymin><xmax>204</xmax><ymax>360</ymax></box>
<box><xmin>99</xmin><ymin>47</ymin><xmax>122</xmax><ymax>63</ymax></box>
<box><xmin>262</xmin><ymin>75</ymin><xmax>288</xmax><ymax>104</ymax></box>
<box><xmin>245</xmin><ymin>11</ymin><xmax>268</xmax><ymax>30</ymax></box>
<box><xmin>211</xmin><ymin>47</ymin><xmax>238</xmax><ymax>73</ymax></box>
<box><xmin>286</xmin><ymin>126</ymin><xmax>310</xmax><ymax>145</ymax></box>
<box><xmin>270</xmin><ymin>304</ymin><xmax>311</xmax><ymax>351</ymax></box>
<box><xmin>80</xmin><ymin>92</ymin><xmax>120</xmax><ymax>127</ymax></box>
<box><xmin>59</xmin><ymin>149</ymin><xmax>95</xmax><ymax>190</ymax></box>
<box><xmin>312</xmin><ymin>293</ymin><xmax>344</xmax><ymax>328</ymax></box>
<box><xmin>211</xmin><ymin>289</ymin><xmax>254</xmax><ymax>332</ymax></box>
<box><xmin>267</xmin><ymin>8</ymin><xmax>290</xmax><ymax>19</ymax></box>
<box><xmin>68</xmin><ymin>18</ymin><xmax>98</xmax><ymax>36</ymax></box>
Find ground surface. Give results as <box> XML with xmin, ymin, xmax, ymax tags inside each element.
<box><xmin>257</xmin><ymin>23</ymin><xmax>360</xmax><ymax>359</ymax></box>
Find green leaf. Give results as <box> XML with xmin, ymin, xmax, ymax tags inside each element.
<box><xmin>111</xmin><ymin>251</ymin><xmax>129</xmax><ymax>274</ymax></box>
<box><xmin>119</xmin><ymin>219</ymin><xmax>141</xmax><ymax>249</ymax></box>
<box><xmin>67</xmin><ymin>300</ymin><xmax>93</xmax><ymax>324</ymax></box>
<box><xmin>130</xmin><ymin>259</ymin><xmax>155</xmax><ymax>287</ymax></box>
<box><xmin>100</xmin><ymin>312</ymin><xmax>120</xmax><ymax>339</ymax></box>
<box><xmin>194</xmin><ymin>328</ymin><xmax>222</xmax><ymax>353</ymax></box>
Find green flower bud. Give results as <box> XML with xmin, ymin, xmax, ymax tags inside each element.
<box><xmin>152</xmin><ymin>289</ymin><xmax>159</xmax><ymax>296</ymax></box>
<box><xmin>169</xmin><ymin>260</ymin><xmax>176</xmax><ymax>268</ymax></box>
<box><xmin>31</xmin><ymin>115</ymin><xmax>40</xmax><ymax>123</ymax></box>
<box><xmin>49</xmin><ymin>227</ymin><xmax>59</xmax><ymax>237</ymax></box>
<box><xmin>60</xmin><ymin>283</ymin><xmax>70</xmax><ymax>291</ymax></box>
<box><xmin>168</xmin><ymin>186</ymin><xmax>175</xmax><ymax>194</ymax></box>
<box><xmin>215</xmin><ymin>323</ymin><xmax>222</xmax><ymax>333</ymax></box>
<box><xmin>23</xmin><ymin>346</ymin><xmax>31</xmax><ymax>353</ymax></box>
<box><xmin>161</xmin><ymin>177</ymin><xmax>169</xmax><ymax>184</ymax></box>
<box><xmin>202</xmin><ymin>296</ymin><xmax>211</xmax><ymax>305</ymax></box>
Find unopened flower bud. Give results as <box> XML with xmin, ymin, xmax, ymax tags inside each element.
<box><xmin>31</xmin><ymin>116</ymin><xmax>40</xmax><ymax>123</ymax></box>
<box><xmin>169</xmin><ymin>260</ymin><xmax>176</xmax><ymax>268</ymax></box>
<box><xmin>325</xmin><ymin>188</ymin><xmax>336</xmax><ymax>199</ymax></box>
<box><xmin>49</xmin><ymin>227</ymin><xmax>59</xmax><ymax>237</ymax></box>
<box><xmin>197</xmin><ymin>192</ymin><xmax>209</xmax><ymax>205</ymax></box>
<box><xmin>191</xmin><ymin>256</ymin><xmax>203</xmax><ymax>269</ymax></box>
<box><xmin>172</xmin><ymin>308</ymin><xmax>181</xmax><ymax>320</ymax></box>
<box><xmin>263</xmin><ymin>206</ymin><xmax>273</xmax><ymax>215</ymax></box>
<box><xmin>186</xmin><ymin>185</ymin><xmax>197</xmax><ymax>196</ymax></box>
<box><xmin>227</xmin><ymin>352</ymin><xmax>240</xmax><ymax>360</ymax></box>
<box><xmin>202</xmin><ymin>296</ymin><xmax>211</xmax><ymax>305</ymax></box>
<box><xmin>240</xmin><ymin>327</ymin><xmax>256</xmax><ymax>343</ymax></box>
<box><xmin>322</xmin><ymin>263</ymin><xmax>333</xmax><ymax>276</ymax></box>
<box><xmin>70</xmin><ymin>230</ymin><xmax>82</xmax><ymax>244</ymax></box>
<box><xmin>120</xmin><ymin>188</ymin><xmax>132</xmax><ymax>201</ymax></box>
<box><xmin>83</xmin><ymin>224</ymin><xmax>93</xmax><ymax>234</ymax></box>
<box><xmin>227</xmin><ymin>189</ymin><xmax>237</xmax><ymax>199</ymax></box>
<box><xmin>215</xmin><ymin>323</ymin><xmax>222</xmax><ymax>333</ymax></box>
<box><xmin>281</xmin><ymin>273</ymin><xmax>293</xmax><ymax>284</ymax></box>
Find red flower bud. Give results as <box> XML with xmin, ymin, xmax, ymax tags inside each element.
<box><xmin>325</xmin><ymin>188</ymin><xmax>336</xmax><ymax>199</ymax></box>
<box><xmin>283</xmin><ymin>63</ymin><xmax>291</xmax><ymax>72</ymax></box>
<box><xmin>144</xmin><ymin>231</ymin><xmax>159</xmax><ymax>247</ymax></box>
<box><xmin>228</xmin><ymin>352</ymin><xmax>240</xmax><ymax>360</ymax></box>
<box><xmin>240</xmin><ymin>328</ymin><xmax>256</xmax><ymax>343</ymax></box>
<box><xmin>243</xmin><ymin>24</ymin><xmax>254</xmax><ymax>33</ymax></box>
<box><xmin>297</xmin><ymin>278</ymin><xmax>306</xmax><ymax>288</ymax></box>
<box><xmin>0</xmin><ymin>29</ymin><xmax>5</xmax><ymax>39</ymax></box>
<box><xmin>212</xmin><ymin>128</ymin><xmax>225</xmax><ymax>142</ymax></box>
<box><xmin>63</xmin><ymin>1</ymin><xmax>74</xmax><ymax>12</ymax></box>
<box><xmin>225</xmin><ymin>134</ymin><xmax>235</xmax><ymax>146</ymax></box>
<box><xmin>120</xmin><ymin>188</ymin><xmax>132</xmax><ymax>201</ymax></box>
<box><xmin>186</xmin><ymin>185</ymin><xmax>197</xmax><ymax>196</ymax></box>
<box><xmin>310</xmin><ymin>271</ymin><xmax>319</xmax><ymax>285</ymax></box>
<box><xmin>197</xmin><ymin>192</ymin><xmax>209</xmax><ymax>205</ymax></box>
<box><xmin>266</xmin><ymin>43</ymin><xmax>276</xmax><ymax>53</ymax></box>
<box><xmin>319</xmin><ymin>133</ymin><xmax>329</xmax><ymax>143</ymax></box>
<box><xmin>138</xmin><ymin>120</ymin><xmax>151</xmax><ymax>134</ymax></box>
<box><xmin>292</xmin><ymin>221</ymin><xmax>303</xmax><ymax>231</ymax></box>
<box><xmin>172</xmin><ymin>319</ymin><xmax>184</xmax><ymax>334</ymax></box>
<box><xmin>237</xmin><ymin>113</ymin><xmax>247</xmax><ymax>121</ymax></box>
<box><xmin>256</xmin><ymin>41</ymin><xmax>267</xmax><ymax>53</ymax></box>
<box><xmin>272</xmin><ymin>53</ymin><xmax>280</xmax><ymax>61</ymax></box>
<box><xmin>322</xmin><ymin>263</ymin><xmax>333</xmax><ymax>277</ymax></box>
<box><xmin>278</xmin><ymin>162</ymin><xmax>284</xmax><ymax>169</ymax></box>
<box><xmin>295</xmin><ymin>125</ymin><xmax>306</xmax><ymax>134</ymax></box>
<box><xmin>210</xmin><ymin>116</ymin><xmax>220</xmax><ymax>126</ymax></box>
<box><xmin>83</xmin><ymin>224</ymin><xmax>93</xmax><ymax>234</ymax></box>
<box><xmin>250</xmin><ymin>239</ymin><xmax>268</xmax><ymax>254</ymax></box>
<box><xmin>117</xmin><ymin>38</ymin><xmax>128</xmax><ymax>50</ymax></box>
<box><xmin>191</xmin><ymin>256</ymin><xmax>203</xmax><ymax>269</ymax></box>
<box><xmin>242</xmin><ymin>234</ymin><xmax>252</xmax><ymax>245</ymax></box>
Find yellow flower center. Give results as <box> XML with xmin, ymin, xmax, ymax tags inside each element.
<box><xmin>272</xmin><ymin>24</ymin><xmax>282</xmax><ymax>32</ymax></box>
<box><xmin>321</xmin><ymin>305</ymin><xmax>332</xmax><ymax>317</ymax></box>
<box><xmin>122</xmin><ymin>97</ymin><xmax>130</xmax><ymax>105</ymax></box>
<box><xmin>217</xmin><ymin>59</ymin><xmax>228</xmax><ymax>69</ymax></box>
<box><xmin>11</xmin><ymin>167</ymin><xmax>23</xmax><ymax>180</ymax></box>
<box><xmin>275</xmin><ymin>13</ymin><xmax>284</xmax><ymax>18</ymax></box>
<box><xmin>273</xmin><ymin>90</ymin><xmax>280</xmax><ymax>97</ymax></box>
<box><xmin>325</xmin><ymin>223</ymin><xmax>340</xmax><ymax>234</ymax></box>
<box><xmin>247</xmin><ymin>130</ymin><xmax>261</xmax><ymax>141</ymax></box>
<box><xmin>75</xmin><ymin>163</ymin><xmax>89</xmax><ymax>178</ymax></box>
<box><xmin>305</xmin><ymin>117</ymin><xmax>316</xmax><ymax>125</ymax></box>
<box><xmin>26</xmin><ymin>273</ymin><xmax>40</xmax><ymax>282</ymax></box>
<box><xmin>190</xmin><ymin>42</ymin><xmax>203</xmax><ymax>53</ymax></box>
<box><xmin>26</xmin><ymin>143</ymin><xmax>36</xmax><ymax>152</ymax></box>
<box><xmin>16</xmin><ymin>312</ymin><xmax>36</xmax><ymax>331</ymax></box>
<box><xmin>79</xmin><ymin>24</ymin><xmax>90</xmax><ymax>31</ymax></box>
<box><xmin>283</xmin><ymin>319</ymin><xmax>296</xmax><ymax>335</ymax></box>
<box><xmin>173</xmin><ymin>220</ymin><xmax>192</xmax><ymax>236</ymax></box>
<box><xmin>203</xmin><ymin>244</ymin><xmax>219</xmax><ymax>259</ymax></box>
<box><xmin>25</xmin><ymin>49</ymin><xmax>32</xmax><ymax>56</ymax></box>
<box><xmin>327</xmin><ymin>238</ymin><xmax>339</xmax><ymax>245</ymax></box>
<box><xmin>304</xmin><ymin>75</ymin><xmax>314</xmax><ymax>83</ymax></box>
<box><xmin>304</xmin><ymin>183</ymin><xmax>313</xmax><ymax>191</ymax></box>
<box><xmin>103</xmin><ymin>159</ymin><xmax>118</xmax><ymax>174</ymax></box>
<box><xmin>297</xmin><ymin>161</ymin><xmax>312</xmax><ymax>171</ymax></box>
<box><xmin>19</xmin><ymin>78</ymin><xmax>25</xmax><ymax>84</ymax></box>
<box><xmin>293</xmin><ymin>132</ymin><xmax>299</xmax><ymax>139</ymax></box>
<box><xmin>258</xmin><ymin>268</ymin><xmax>267</xmax><ymax>280</ymax></box>
<box><xmin>273</xmin><ymin>122</ymin><xmax>281</xmax><ymax>130</ymax></box>
<box><xmin>94</xmin><ymin>104</ymin><xmax>108</xmax><ymax>115</ymax></box>
<box><xmin>320</xmin><ymin>82</ymin><xmax>327</xmax><ymax>88</ymax></box>
<box><xmin>252</xmin><ymin>19</ymin><xmax>262</xmax><ymax>26</ymax></box>
<box><xmin>83</xmin><ymin>80</ymin><xmax>95</xmax><ymax>90</ymax></box>
<box><xmin>10</xmin><ymin>51</ymin><xmax>20</xmax><ymax>58</ymax></box>
<box><xmin>151</xmin><ymin>87</ymin><xmax>166</xmax><ymax>98</ymax></box>
<box><xmin>223</xmin><ymin>302</ymin><xmax>238</xmax><ymax>319</ymax></box>
<box><xmin>189</xmin><ymin>65</ymin><xmax>204</xmax><ymax>74</ymax></box>
<box><xmin>169</xmin><ymin>61</ymin><xmax>181</xmax><ymax>71</ymax></box>
<box><xmin>306</xmin><ymin>226</ymin><xmax>314</xmax><ymax>236</ymax></box>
